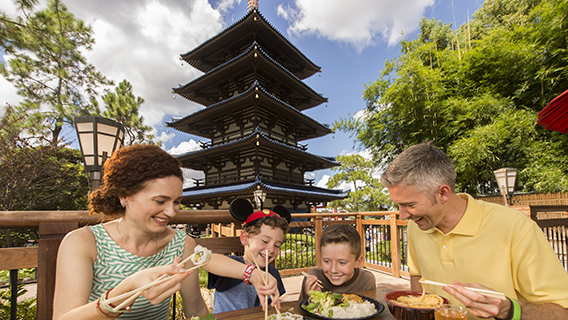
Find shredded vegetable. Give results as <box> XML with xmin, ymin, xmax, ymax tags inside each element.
<box><xmin>302</xmin><ymin>290</ymin><xmax>350</xmax><ymax>318</ymax></box>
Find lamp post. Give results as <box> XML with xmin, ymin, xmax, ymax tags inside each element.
<box><xmin>494</xmin><ymin>167</ymin><xmax>517</xmax><ymax>206</ymax></box>
<box><xmin>253</xmin><ymin>188</ymin><xmax>267</xmax><ymax>209</ymax></box>
<box><xmin>74</xmin><ymin>116</ymin><xmax>125</xmax><ymax>191</ymax></box>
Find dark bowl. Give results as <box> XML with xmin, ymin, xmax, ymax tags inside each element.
<box><xmin>384</xmin><ymin>291</ymin><xmax>449</xmax><ymax>320</ymax></box>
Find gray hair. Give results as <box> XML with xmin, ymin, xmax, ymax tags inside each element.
<box><xmin>380</xmin><ymin>142</ymin><xmax>456</xmax><ymax>197</ymax></box>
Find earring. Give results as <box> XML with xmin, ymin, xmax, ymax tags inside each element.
<box><xmin>121</xmin><ymin>201</ymin><xmax>127</xmax><ymax>207</ymax></box>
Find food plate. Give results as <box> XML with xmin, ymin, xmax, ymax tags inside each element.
<box><xmin>299</xmin><ymin>294</ymin><xmax>384</xmax><ymax>320</ymax></box>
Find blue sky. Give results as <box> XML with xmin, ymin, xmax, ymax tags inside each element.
<box><xmin>0</xmin><ymin>0</ymin><xmax>484</xmax><ymax>189</ymax></box>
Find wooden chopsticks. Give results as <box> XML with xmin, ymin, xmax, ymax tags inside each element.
<box><xmin>103</xmin><ymin>252</ymin><xmax>203</xmax><ymax>311</ymax></box>
<box><xmin>418</xmin><ymin>279</ymin><xmax>507</xmax><ymax>300</ymax></box>
<box><xmin>301</xmin><ymin>271</ymin><xmax>323</xmax><ymax>289</ymax></box>
<box><xmin>250</xmin><ymin>249</ymin><xmax>281</xmax><ymax>318</ymax></box>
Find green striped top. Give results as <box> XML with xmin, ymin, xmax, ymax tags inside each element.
<box><xmin>89</xmin><ymin>224</ymin><xmax>186</xmax><ymax>319</ymax></box>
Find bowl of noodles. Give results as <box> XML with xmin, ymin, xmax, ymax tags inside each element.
<box><xmin>384</xmin><ymin>291</ymin><xmax>448</xmax><ymax>320</ymax></box>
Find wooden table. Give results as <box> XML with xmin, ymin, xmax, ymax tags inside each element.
<box><xmin>209</xmin><ymin>288</ymin><xmax>396</xmax><ymax>320</ymax></box>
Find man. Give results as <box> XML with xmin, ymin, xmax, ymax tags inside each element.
<box><xmin>380</xmin><ymin>142</ymin><xmax>568</xmax><ymax>319</ymax></box>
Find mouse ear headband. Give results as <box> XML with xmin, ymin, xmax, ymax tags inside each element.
<box><xmin>229</xmin><ymin>198</ymin><xmax>291</xmax><ymax>226</ymax></box>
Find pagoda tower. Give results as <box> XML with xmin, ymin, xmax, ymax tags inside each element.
<box><xmin>167</xmin><ymin>3</ymin><xmax>346</xmax><ymax>211</ymax></box>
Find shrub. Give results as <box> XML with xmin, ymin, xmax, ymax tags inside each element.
<box><xmin>0</xmin><ymin>284</ymin><xmax>36</xmax><ymax>320</ymax></box>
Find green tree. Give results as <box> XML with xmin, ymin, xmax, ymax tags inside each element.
<box><xmin>327</xmin><ymin>154</ymin><xmax>392</xmax><ymax>212</ymax></box>
<box><xmin>334</xmin><ymin>0</ymin><xmax>568</xmax><ymax>195</ymax></box>
<box><xmin>0</xmin><ymin>106</ymin><xmax>89</xmax><ymax>248</ymax></box>
<box><xmin>0</xmin><ymin>106</ymin><xmax>88</xmax><ymax>213</ymax></box>
<box><xmin>99</xmin><ymin>80</ymin><xmax>156</xmax><ymax>146</ymax></box>
<box><xmin>0</xmin><ymin>0</ymin><xmax>112</xmax><ymax>145</ymax></box>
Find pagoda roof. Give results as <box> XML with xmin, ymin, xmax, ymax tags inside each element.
<box><xmin>180</xmin><ymin>9</ymin><xmax>320</xmax><ymax>80</ymax></box>
<box><xmin>173</xmin><ymin>42</ymin><xmax>327</xmax><ymax>111</ymax></box>
<box><xmin>182</xmin><ymin>176</ymin><xmax>346</xmax><ymax>201</ymax></box>
<box><xmin>166</xmin><ymin>81</ymin><xmax>331</xmax><ymax>141</ymax></box>
<box><xmin>176</xmin><ymin>127</ymin><xmax>338</xmax><ymax>171</ymax></box>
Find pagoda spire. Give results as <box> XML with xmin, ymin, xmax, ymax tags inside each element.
<box><xmin>247</xmin><ymin>0</ymin><xmax>259</xmax><ymax>12</ymax></box>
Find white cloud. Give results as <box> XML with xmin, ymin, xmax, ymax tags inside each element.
<box><xmin>167</xmin><ymin>140</ymin><xmax>204</xmax><ymax>188</ymax></box>
<box><xmin>316</xmin><ymin>174</ymin><xmax>330</xmax><ymax>188</ymax></box>
<box><xmin>68</xmin><ymin>0</ymin><xmax>224</xmax><ymax>128</ymax></box>
<box><xmin>181</xmin><ymin>168</ymin><xmax>205</xmax><ymax>188</ymax></box>
<box><xmin>157</xmin><ymin>130</ymin><xmax>176</xmax><ymax>145</ymax></box>
<box><xmin>278</xmin><ymin>0</ymin><xmax>435</xmax><ymax>50</ymax></box>
<box><xmin>0</xmin><ymin>76</ymin><xmax>22</xmax><ymax>115</ymax></box>
<box><xmin>215</xmin><ymin>0</ymin><xmax>242</xmax><ymax>15</ymax></box>
<box><xmin>167</xmin><ymin>139</ymin><xmax>201</xmax><ymax>156</ymax></box>
<box><xmin>0</xmin><ymin>0</ymin><xmax>226</xmax><ymax>126</ymax></box>
<box><xmin>317</xmin><ymin>174</ymin><xmax>350</xmax><ymax>191</ymax></box>
<box><xmin>353</xmin><ymin>109</ymin><xmax>368</xmax><ymax>120</ymax></box>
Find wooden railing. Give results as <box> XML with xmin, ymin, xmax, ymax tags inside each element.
<box><xmin>206</xmin><ymin>212</ymin><xmax>409</xmax><ymax>277</ymax></box>
<box><xmin>0</xmin><ymin>210</ymin><xmax>239</xmax><ymax>320</ymax></box>
<box><xmin>1</xmin><ymin>206</ymin><xmax>567</xmax><ymax>319</ymax></box>
<box><xmin>475</xmin><ymin>192</ymin><xmax>568</xmax><ymax>206</ymax></box>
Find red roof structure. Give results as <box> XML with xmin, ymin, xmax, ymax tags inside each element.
<box><xmin>538</xmin><ymin>88</ymin><xmax>568</xmax><ymax>133</ymax></box>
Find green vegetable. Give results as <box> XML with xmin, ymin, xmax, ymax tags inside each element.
<box><xmin>302</xmin><ymin>290</ymin><xmax>350</xmax><ymax>317</ymax></box>
<box><xmin>189</xmin><ymin>314</ymin><xmax>216</xmax><ymax>320</ymax></box>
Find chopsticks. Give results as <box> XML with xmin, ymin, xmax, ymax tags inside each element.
<box><xmin>418</xmin><ymin>279</ymin><xmax>507</xmax><ymax>300</ymax></box>
<box><xmin>301</xmin><ymin>271</ymin><xmax>324</xmax><ymax>289</ymax></box>
<box><xmin>250</xmin><ymin>249</ymin><xmax>281</xmax><ymax>318</ymax></box>
<box><xmin>265</xmin><ymin>250</ymin><xmax>268</xmax><ymax>320</ymax></box>
<box><xmin>104</xmin><ymin>252</ymin><xmax>203</xmax><ymax>311</ymax></box>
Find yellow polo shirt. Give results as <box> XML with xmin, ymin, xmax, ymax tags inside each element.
<box><xmin>408</xmin><ymin>194</ymin><xmax>568</xmax><ymax>318</ymax></box>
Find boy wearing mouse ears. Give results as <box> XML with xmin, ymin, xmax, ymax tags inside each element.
<box><xmin>207</xmin><ymin>198</ymin><xmax>291</xmax><ymax>313</ymax></box>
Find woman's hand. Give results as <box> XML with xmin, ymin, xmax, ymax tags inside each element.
<box><xmin>113</xmin><ymin>257</ymin><xmax>194</xmax><ymax>306</ymax></box>
<box><xmin>250</xmin><ymin>268</ymin><xmax>281</xmax><ymax>310</ymax></box>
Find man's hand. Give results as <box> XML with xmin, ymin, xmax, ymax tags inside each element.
<box><xmin>443</xmin><ymin>281</ymin><xmax>510</xmax><ymax>319</ymax></box>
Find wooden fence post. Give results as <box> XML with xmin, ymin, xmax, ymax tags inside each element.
<box><xmin>356</xmin><ymin>214</ymin><xmax>365</xmax><ymax>259</ymax></box>
<box><xmin>389</xmin><ymin>213</ymin><xmax>400</xmax><ymax>278</ymax></box>
<box><xmin>36</xmin><ymin>222</ymin><xmax>79</xmax><ymax>320</ymax></box>
<box><xmin>314</xmin><ymin>215</ymin><xmax>323</xmax><ymax>267</ymax></box>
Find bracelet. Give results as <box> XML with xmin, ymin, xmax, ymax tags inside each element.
<box><xmin>511</xmin><ymin>298</ymin><xmax>521</xmax><ymax>320</ymax></box>
<box><xmin>96</xmin><ymin>297</ymin><xmax>119</xmax><ymax>318</ymax></box>
<box><xmin>243</xmin><ymin>264</ymin><xmax>256</xmax><ymax>285</ymax></box>
<box><xmin>495</xmin><ymin>297</ymin><xmax>521</xmax><ymax>320</ymax></box>
<box><xmin>100</xmin><ymin>288</ymin><xmax>133</xmax><ymax>314</ymax></box>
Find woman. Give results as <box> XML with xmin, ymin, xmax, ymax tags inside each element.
<box><xmin>53</xmin><ymin>144</ymin><xmax>279</xmax><ymax>319</ymax></box>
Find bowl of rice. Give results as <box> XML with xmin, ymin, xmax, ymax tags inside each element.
<box><xmin>385</xmin><ymin>291</ymin><xmax>449</xmax><ymax>320</ymax></box>
<box><xmin>300</xmin><ymin>291</ymin><xmax>384</xmax><ymax>320</ymax></box>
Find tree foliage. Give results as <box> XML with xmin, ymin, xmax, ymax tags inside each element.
<box><xmin>333</xmin><ymin>0</ymin><xmax>568</xmax><ymax>195</ymax></box>
<box><xmin>327</xmin><ymin>154</ymin><xmax>392</xmax><ymax>211</ymax></box>
<box><xmin>0</xmin><ymin>0</ymin><xmax>112</xmax><ymax>145</ymax></box>
<box><xmin>0</xmin><ymin>106</ymin><xmax>89</xmax><ymax>248</ymax></box>
<box><xmin>0</xmin><ymin>106</ymin><xmax>89</xmax><ymax>212</ymax></box>
<box><xmin>99</xmin><ymin>80</ymin><xmax>156</xmax><ymax>146</ymax></box>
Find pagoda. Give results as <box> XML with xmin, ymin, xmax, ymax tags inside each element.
<box><xmin>166</xmin><ymin>1</ymin><xmax>346</xmax><ymax>211</ymax></box>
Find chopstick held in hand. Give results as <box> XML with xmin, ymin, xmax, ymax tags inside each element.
<box><xmin>105</xmin><ymin>253</ymin><xmax>205</xmax><ymax>311</ymax></box>
<box><xmin>419</xmin><ymin>279</ymin><xmax>507</xmax><ymax>300</ymax></box>
<box><xmin>250</xmin><ymin>248</ymin><xmax>281</xmax><ymax>317</ymax></box>
<box><xmin>301</xmin><ymin>271</ymin><xmax>323</xmax><ymax>289</ymax></box>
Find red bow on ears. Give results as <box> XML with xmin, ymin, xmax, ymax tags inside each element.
<box><xmin>229</xmin><ymin>198</ymin><xmax>291</xmax><ymax>226</ymax></box>
<box><xmin>244</xmin><ymin>209</ymin><xmax>280</xmax><ymax>225</ymax></box>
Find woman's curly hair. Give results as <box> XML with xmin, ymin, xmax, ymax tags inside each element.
<box><xmin>88</xmin><ymin>144</ymin><xmax>183</xmax><ymax>217</ymax></box>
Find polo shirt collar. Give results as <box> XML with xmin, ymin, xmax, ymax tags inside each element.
<box><xmin>424</xmin><ymin>193</ymin><xmax>481</xmax><ymax>236</ymax></box>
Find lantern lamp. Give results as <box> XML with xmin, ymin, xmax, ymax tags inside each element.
<box><xmin>493</xmin><ymin>167</ymin><xmax>517</xmax><ymax>206</ymax></box>
<box><xmin>74</xmin><ymin>116</ymin><xmax>125</xmax><ymax>191</ymax></box>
